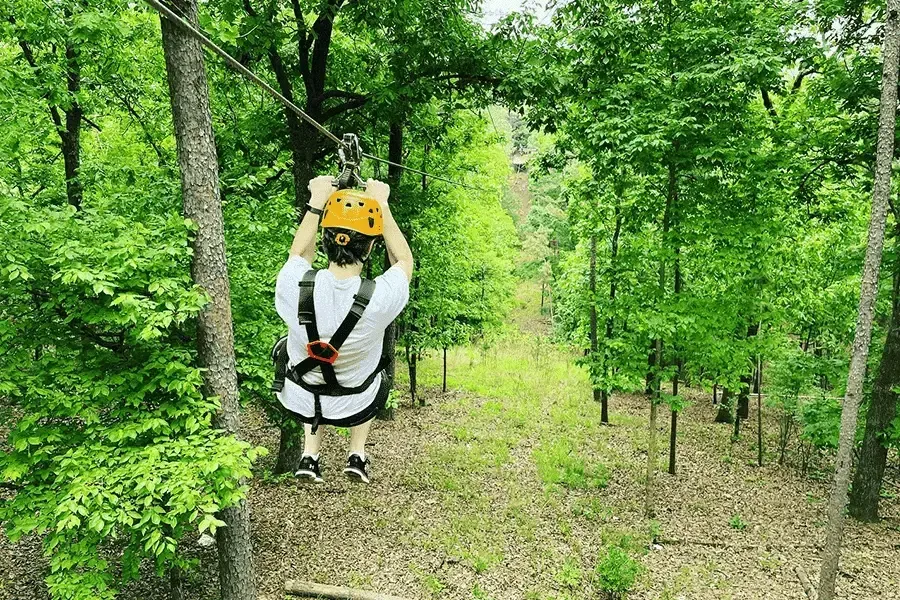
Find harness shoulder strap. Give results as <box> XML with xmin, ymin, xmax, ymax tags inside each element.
<box><xmin>297</xmin><ymin>269</ymin><xmax>319</xmax><ymax>342</ymax></box>
<box><xmin>328</xmin><ymin>278</ymin><xmax>377</xmax><ymax>351</ymax></box>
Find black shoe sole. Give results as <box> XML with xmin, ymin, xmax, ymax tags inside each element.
<box><xmin>295</xmin><ymin>469</ymin><xmax>324</xmax><ymax>484</ymax></box>
<box><xmin>343</xmin><ymin>467</ymin><xmax>370</xmax><ymax>484</ymax></box>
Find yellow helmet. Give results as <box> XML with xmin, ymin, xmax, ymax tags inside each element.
<box><xmin>321</xmin><ymin>189</ymin><xmax>384</xmax><ymax>237</ymax></box>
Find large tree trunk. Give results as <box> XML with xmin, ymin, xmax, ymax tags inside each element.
<box><xmin>715</xmin><ymin>388</ymin><xmax>734</xmax><ymax>424</ymax></box>
<box><xmin>849</xmin><ymin>255</ymin><xmax>900</xmax><ymax>522</ymax></box>
<box><xmin>817</xmin><ymin>3</ymin><xmax>900</xmax><ymax>598</ymax></box>
<box><xmin>159</xmin><ymin>3</ymin><xmax>257</xmax><ymax>599</ymax></box>
<box><xmin>275</xmin><ymin>419</ymin><xmax>305</xmax><ymax>475</ymax></box>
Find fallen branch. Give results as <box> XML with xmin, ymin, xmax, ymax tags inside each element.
<box><xmin>794</xmin><ymin>564</ymin><xmax>817</xmax><ymax>600</ymax></box>
<box><xmin>657</xmin><ymin>537</ymin><xmax>821</xmax><ymax>551</ymax></box>
<box><xmin>284</xmin><ymin>581</ymin><xmax>411</xmax><ymax>600</ymax></box>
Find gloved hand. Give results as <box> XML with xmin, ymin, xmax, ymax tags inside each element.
<box><xmin>308</xmin><ymin>175</ymin><xmax>336</xmax><ymax>209</ymax></box>
<box><xmin>366</xmin><ymin>179</ymin><xmax>390</xmax><ymax>206</ymax></box>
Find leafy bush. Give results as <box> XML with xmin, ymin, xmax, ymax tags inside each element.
<box><xmin>594</xmin><ymin>546</ymin><xmax>642</xmax><ymax>599</ymax></box>
<box><xmin>0</xmin><ymin>198</ymin><xmax>260</xmax><ymax>599</ymax></box>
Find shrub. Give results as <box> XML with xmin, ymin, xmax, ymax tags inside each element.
<box><xmin>595</xmin><ymin>546</ymin><xmax>642</xmax><ymax>599</ymax></box>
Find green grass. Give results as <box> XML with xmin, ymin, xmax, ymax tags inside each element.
<box><xmin>534</xmin><ymin>439</ymin><xmax>610</xmax><ymax>489</ymax></box>
<box><xmin>390</xmin><ymin>281</ymin><xmax>651</xmax><ymax>597</ymax></box>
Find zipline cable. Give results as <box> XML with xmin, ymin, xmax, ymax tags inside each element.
<box><xmin>144</xmin><ymin>0</ymin><xmax>494</xmax><ymax>193</ymax></box>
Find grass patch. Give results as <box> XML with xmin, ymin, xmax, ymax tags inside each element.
<box><xmin>534</xmin><ymin>439</ymin><xmax>609</xmax><ymax>489</ymax></box>
<box><xmin>555</xmin><ymin>556</ymin><xmax>583</xmax><ymax>589</ymax></box>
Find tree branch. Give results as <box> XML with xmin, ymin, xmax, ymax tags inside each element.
<box><xmin>81</xmin><ymin>114</ymin><xmax>102</xmax><ymax>132</ymax></box>
<box><xmin>791</xmin><ymin>68</ymin><xmax>817</xmax><ymax>93</ymax></box>
<box><xmin>114</xmin><ymin>89</ymin><xmax>166</xmax><ymax>165</ymax></box>
<box><xmin>309</xmin><ymin>0</ymin><xmax>345</xmax><ymax>98</ymax></box>
<box><xmin>320</xmin><ymin>95</ymin><xmax>369</xmax><ymax>122</ymax></box>
<box><xmin>761</xmin><ymin>89</ymin><xmax>778</xmax><ymax>120</ymax></box>
<box><xmin>314</xmin><ymin>89</ymin><xmax>367</xmax><ymax>104</ymax></box>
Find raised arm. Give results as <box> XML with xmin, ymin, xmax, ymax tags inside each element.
<box><xmin>290</xmin><ymin>175</ymin><xmax>334</xmax><ymax>262</ymax></box>
<box><xmin>366</xmin><ymin>179</ymin><xmax>414</xmax><ymax>281</ymax></box>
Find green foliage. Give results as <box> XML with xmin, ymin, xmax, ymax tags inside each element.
<box><xmin>728</xmin><ymin>515</ymin><xmax>748</xmax><ymax>531</ymax></box>
<box><xmin>594</xmin><ymin>546</ymin><xmax>643</xmax><ymax>599</ymax></box>
<box><xmin>533</xmin><ymin>439</ymin><xmax>609</xmax><ymax>490</ymax></box>
<box><xmin>555</xmin><ymin>556</ymin><xmax>582</xmax><ymax>589</ymax></box>
<box><xmin>398</xmin><ymin>109</ymin><xmax>519</xmax><ymax>360</ymax></box>
<box><xmin>0</xmin><ymin>196</ymin><xmax>261</xmax><ymax>598</ymax></box>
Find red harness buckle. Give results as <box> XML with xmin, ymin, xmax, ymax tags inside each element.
<box><xmin>307</xmin><ymin>340</ymin><xmax>339</xmax><ymax>365</ymax></box>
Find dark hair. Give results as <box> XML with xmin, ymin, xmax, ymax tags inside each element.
<box><xmin>322</xmin><ymin>228</ymin><xmax>375</xmax><ymax>267</ymax></box>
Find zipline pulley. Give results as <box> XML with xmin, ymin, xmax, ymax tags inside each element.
<box><xmin>335</xmin><ymin>133</ymin><xmax>364</xmax><ymax>190</ymax></box>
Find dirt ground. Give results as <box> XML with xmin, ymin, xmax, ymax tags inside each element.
<box><xmin>2</xmin><ymin>283</ymin><xmax>898</xmax><ymax>600</ymax></box>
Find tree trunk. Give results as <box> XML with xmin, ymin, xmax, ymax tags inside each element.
<box><xmin>849</xmin><ymin>253</ymin><xmax>900</xmax><ymax>522</ymax></box>
<box><xmin>756</xmin><ymin>358</ymin><xmax>764</xmax><ymax>468</ymax></box>
<box><xmin>590</xmin><ymin>234</ymin><xmax>600</xmax><ymax>405</ymax></box>
<box><xmin>645</xmin><ymin>343</ymin><xmax>656</xmax><ymax>396</ymax></box>
<box><xmin>713</xmin><ymin>383</ymin><xmax>718</xmax><ymax>405</ymax></box>
<box><xmin>668</xmin><ymin>382</ymin><xmax>678</xmax><ymax>476</ymax></box>
<box><xmin>377</xmin><ymin>124</ymin><xmax>403</xmax><ymax>420</ymax></box>
<box><xmin>61</xmin><ymin>42</ymin><xmax>83</xmax><ymax>209</ymax></box>
<box><xmin>442</xmin><ymin>347</ymin><xmax>448</xmax><ymax>393</ymax></box>
<box><xmin>275</xmin><ymin>420</ymin><xmax>305</xmax><ymax>475</ymax></box>
<box><xmin>715</xmin><ymin>388</ymin><xmax>734</xmax><ymax>424</ymax></box>
<box><xmin>382</xmin><ymin>123</ymin><xmax>403</xmax><ymax>385</ymax></box>
<box><xmin>159</xmin><ymin>3</ymin><xmax>257</xmax><ymax>599</ymax></box>
<box><xmin>646</xmin><ymin>160</ymin><xmax>674</xmax><ymax>516</ymax></box>
<box><xmin>669</xmin><ymin>185</ymin><xmax>681</xmax><ymax>476</ymax></box>
<box><xmin>601</xmin><ymin>202</ymin><xmax>622</xmax><ymax>425</ymax></box>
<box><xmin>267</xmin><ymin>47</ymin><xmax>310</xmax><ymax>211</ymax></box>
<box><xmin>817</xmin><ymin>3</ymin><xmax>900</xmax><ymax>597</ymax></box>
<box><xmin>645</xmin><ymin>362</ymin><xmax>660</xmax><ymax>518</ymax></box>
<box><xmin>169</xmin><ymin>565</ymin><xmax>186</xmax><ymax>600</ymax></box>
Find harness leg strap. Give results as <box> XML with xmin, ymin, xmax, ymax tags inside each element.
<box><xmin>310</xmin><ymin>394</ymin><xmax>322</xmax><ymax>434</ymax></box>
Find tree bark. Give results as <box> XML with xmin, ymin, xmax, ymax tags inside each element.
<box><xmin>817</xmin><ymin>3</ymin><xmax>900</xmax><ymax>597</ymax></box>
<box><xmin>715</xmin><ymin>388</ymin><xmax>734</xmax><ymax>424</ymax></box>
<box><xmin>646</xmin><ymin>160</ymin><xmax>674</xmax><ymax>516</ymax></box>
<box><xmin>159</xmin><ymin>3</ymin><xmax>257</xmax><ymax>599</ymax></box>
<box><xmin>382</xmin><ymin>123</ymin><xmax>403</xmax><ymax>386</ymax></box>
<box><xmin>849</xmin><ymin>252</ymin><xmax>900</xmax><ymax>522</ymax></box>
<box><xmin>590</xmin><ymin>234</ymin><xmax>600</xmax><ymax>405</ymax></box>
<box><xmin>668</xmin><ymin>383</ymin><xmax>678</xmax><ymax>476</ymax></box>
<box><xmin>442</xmin><ymin>347</ymin><xmax>448</xmax><ymax>393</ymax></box>
<box><xmin>601</xmin><ymin>202</ymin><xmax>621</xmax><ymax>425</ymax></box>
<box><xmin>669</xmin><ymin>179</ymin><xmax>681</xmax><ymax>476</ymax></box>
<box><xmin>61</xmin><ymin>41</ymin><xmax>83</xmax><ymax>209</ymax></box>
<box><xmin>756</xmin><ymin>358</ymin><xmax>764</xmax><ymax>468</ymax></box>
<box><xmin>275</xmin><ymin>420</ymin><xmax>305</xmax><ymax>475</ymax></box>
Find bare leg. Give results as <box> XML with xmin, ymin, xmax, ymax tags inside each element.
<box><xmin>303</xmin><ymin>424</ymin><xmax>324</xmax><ymax>456</ymax></box>
<box><xmin>349</xmin><ymin>418</ymin><xmax>374</xmax><ymax>456</ymax></box>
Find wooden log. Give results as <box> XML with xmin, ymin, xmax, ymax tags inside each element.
<box><xmin>284</xmin><ymin>580</ymin><xmax>412</xmax><ymax>600</ymax></box>
<box><xmin>794</xmin><ymin>564</ymin><xmax>817</xmax><ymax>600</ymax></box>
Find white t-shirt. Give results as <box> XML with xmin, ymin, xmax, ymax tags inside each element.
<box><xmin>274</xmin><ymin>255</ymin><xmax>410</xmax><ymax>420</ymax></box>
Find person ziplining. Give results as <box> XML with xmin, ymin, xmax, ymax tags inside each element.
<box><xmin>271</xmin><ymin>170</ymin><xmax>414</xmax><ymax>485</ymax></box>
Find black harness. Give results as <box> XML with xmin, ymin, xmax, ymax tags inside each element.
<box><xmin>271</xmin><ymin>269</ymin><xmax>387</xmax><ymax>432</ymax></box>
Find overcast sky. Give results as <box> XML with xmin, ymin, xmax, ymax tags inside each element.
<box><xmin>480</xmin><ymin>0</ymin><xmax>552</xmax><ymax>26</ymax></box>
